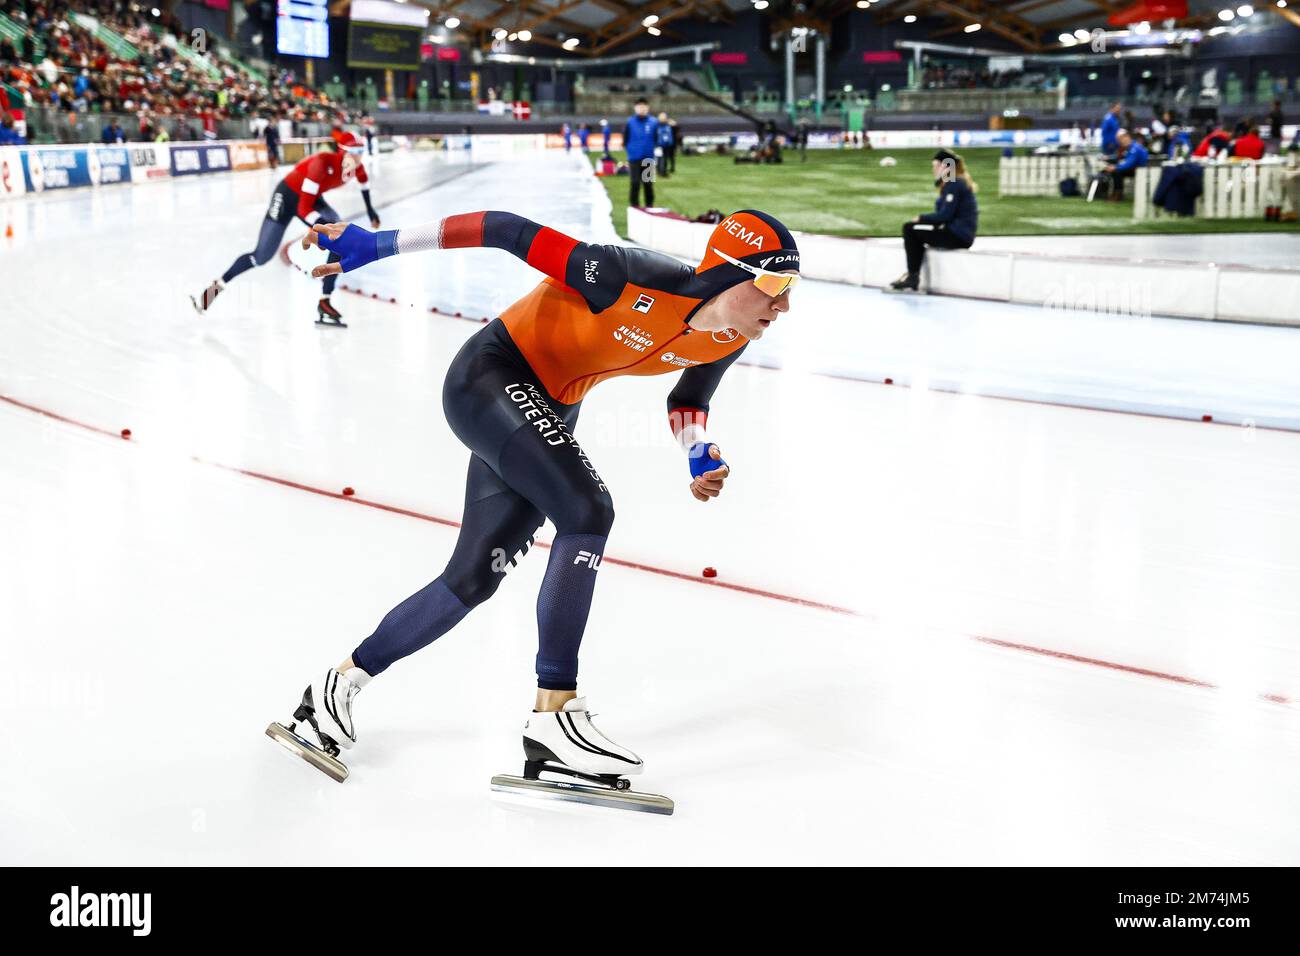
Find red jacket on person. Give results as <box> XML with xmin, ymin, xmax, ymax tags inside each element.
<box><xmin>1232</xmin><ymin>132</ymin><xmax>1265</xmax><ymax>160</ymax></box>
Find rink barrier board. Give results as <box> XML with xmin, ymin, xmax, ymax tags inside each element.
<box><xmin>0</xmin><ymin>137</ymin><xmax>337</xmax><ymax>199</ymax></box>
<box><xmin>628</xmin><ymin>206</ymin><xmax>1300</xmax><ymax>326</ymax></box>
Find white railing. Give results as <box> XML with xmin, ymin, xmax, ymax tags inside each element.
<box><xmin>998</xmin><ymin>154</ymin><xmax>1093</xmax><ymax>196</ymax></box>
<box><xmin>1134</xmin><ymin>159</ymin><xmax>1292</xmax><ymax>220</ymax></box>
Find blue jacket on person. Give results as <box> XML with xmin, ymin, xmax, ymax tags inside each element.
<box><xmin>918</xmin><ymin>178</ymin><xmax>979</xmax><ymax>244</ymax></box>
<box><xmin>1116</xmin><ymin>141</ymin><xmax>1149</xmax><ymax>171</ymax></box>
<box><xmin>656</xmin><ymin>122</ymin><xmax>674</xmax><ymax>148</ymax></box>
<box><xmin>623</xmin><ymin>113</ymin><xmax>659</xmax><ymax>162</ymax></box>
<box><xmin>1100</xmin><ymin>111</ymin><xmax>1120</xmax><ymax>153</ymax></box>
<box><xmin>0</xmin><ymin>124</ymin><xmax>24</xmax><ymax>145</ymax></box>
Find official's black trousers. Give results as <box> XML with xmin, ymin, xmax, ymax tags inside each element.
<box><xmin>902</xmin><ymin>221</ymin><xmax>973</xmax><ymax>275</ymax></box>
<box><xmin>628</xmin><ymin>158</ymin><xmax>656</xmax><ymax>207</ymax></box>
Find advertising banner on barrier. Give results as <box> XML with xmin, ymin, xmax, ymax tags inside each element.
<box><xmin>129</xmin><ymin>143</ymin><xmax>171</xmax><ymax>182</ymax></box>
<box><xmin>229</xmin><ymin>141</ymin><xmax>268</xmax><ymax>171</ymax></box>
<box><xmin>21</xmin><ymin>146</ymin><xmax>95</xmax><ymax>192</ymax></box>
<box><xmin>169</xmin><ymin>143</ymin><xmax>232</xmax><ymax>176</ymax></box>
<box><xmin>93</xmin><ymin>146</ymin><xmax>132</xmax><ymax>185</ymax></box>
<box><xmin>0</xmin><ymin>146</ymin><xmax>26</xmax><ymax>200</ymax></box>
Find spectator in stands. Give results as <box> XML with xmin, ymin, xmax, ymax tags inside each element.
<box><xmin>100</xmin><ymin>119</ymin><xmax>124</xmax><ymax>143</ymax></box>
<box><xmin>655</xmin><ymin>111</ymin><xmax>674</xmax><ymax>177</ymax></box>
<box><xmin>0</xmin><ymin>111</ymin><xmax>24</xmax><ymax>145</ymax></box>
<box><xmin>1100</xmin><ymin>102</ymin><xmax>1122</xmax><ymax>157</ymax></box>
<box><xmin>1232</xmin><ymin>125</ymin><xmax>1266</xmax><ymax>160</ymax></box>
<box><xmin>1103</xmin><ymin>131</ymin><xmax>1149</xmax><ymax>200</ymax></box>
<box><xmin>1269</xmin><ymin>100</ymin><xmax>1283</xmax><ymax>140</ymax></box>
<box><xmin>888</xmin><ymin>149</ymin><xmax>978</xmax><ymax>293</ymax></box>
<box><xmin>623</xmin><ymin>97</ymin><xmax>659</xmax><ymax>208</ymax></box>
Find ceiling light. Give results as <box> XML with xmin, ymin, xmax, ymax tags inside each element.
<box><xmin>1237</xmin><ymin>4</ymin><xmax>1253</xmax><ymax>14</ymax></box>
<box><xmin>518</xmin><ymin>29</ymin><xmax>532</xmax><ymax>40</ymax></box>
<box><xmin>642</xmin><ymin>15</ymin><xmax>659</xmax><ymax>26</ymax></box>
<box><xmin>963</xmin><ymin>22</ymin><xmax>981</xmax><ymax>33</ymax></box>
<box><xmin>1058</xmin><ymin>33</ymin><xmax>1075</xmax><ymax>44</ymax></box>
<box><xmin>563</xmin><ymin>37</ymin><xmax>580</xmax><ymax>49</ymax></box>
<box><xmin>494</xmin><ymin>28</ymin><xmax>507</xmax><ymax>40</ymax></box>
<box><xmin>1074</xmin><ymin>28</ymin><xmax>1090</xmax><ymax>40</ymax></box>
<box><xmin>648</xmin><ymin>26</ymin><xmax>661</xmax><ymax>35</ymax></box>
<box><xmin>1218</xmin><ymin>8</ymin><xmax>1234</xmax><ymax>19</ymax></box>
<box><xmin>445</xmin><ymin>17</ymin><xmax>459</xmax><ymax>28</ymax></box>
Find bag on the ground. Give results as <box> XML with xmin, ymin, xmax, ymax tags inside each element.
<box><xmin>1059</xmin><ymin>177</ymin><xmax>1081</xmax><ymax>197</ymax></box>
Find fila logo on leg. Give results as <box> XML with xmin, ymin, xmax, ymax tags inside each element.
<box><xmin>632</xmin><ymin>293</ymin><xmax>655</xmax><ymax>314</ymax></box>
<box><xmin>573</xmin><ymin>550</ymin><xmax>603</xmax><ymax>570</ymax></box>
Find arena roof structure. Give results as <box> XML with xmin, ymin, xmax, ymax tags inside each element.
<box><xmin>328</xmin><ymin>0</ymin><xmax>1299</xmax><ymax>56</ymax></box>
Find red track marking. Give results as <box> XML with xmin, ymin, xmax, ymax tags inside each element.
<box><xmin>974</xmin><ymin>636</ymin><xmax>1216</xmax><ymax>690</ymax></box>
<box><xmin>0</xmin><ymin>394</ymin><xmax>125</xmax><ymax>440</ymax></box>
<box><xmin>975</xmin><ymin>635</ymin><xmax>1294</xmax><ymax>704</ymax></box>
<box><xmin>198</xmin><ymin>458</ymin><xmax>862</xmax><ymax>616</ymax></box>
<box><xmin>4</xmin><ymin>390</ymin><xmax>1293</xmax><ymax>705</ymax></box>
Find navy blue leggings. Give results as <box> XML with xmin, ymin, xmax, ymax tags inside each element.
<box><xmin>352</xmin><ymin>321</ymin><xmax>615</xmax><ymax>690</ymax></box>
<box><xmin>223</xmin><ymin>181</ymin><xmax>341</xmax><ymax>294</ymax></box>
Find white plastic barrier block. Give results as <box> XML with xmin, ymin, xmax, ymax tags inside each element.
<box><xmin>1009</xmin><ymin>255</ymin><xmax>1216</xmax><ymax>320</ymax></box>
<box><xmin>1215</xmin><ymin>268</ymin><xmax>1300</xmax><ymax>325</ymax></box>
<box><xmin>793</xmin><ymin>231</ymin><xmax>867</xmax><ymax>285</ymax></box>
<box><xmin>928</xmin><ymin>249</ymin><xmax>1014</xmax><ymax>301</ymax></box>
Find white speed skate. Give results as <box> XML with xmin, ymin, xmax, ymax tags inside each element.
<box><xmin>491</xmin><ymin>698</ymin><xmax>673</xmax><ymax>815</ymax></box>
<box><xmin>265</xmin><ymin>667</ymin><xmax>371</xmax><ymax>782</ymax></box>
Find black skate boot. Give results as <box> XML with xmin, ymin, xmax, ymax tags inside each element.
<box><xmin>315</xmin><ymin>298</ymin><xmax>347</xmax><ymax>328</ymax></box>
<box><xmin>886</xmin><ymin>272</ymin><xmax>920</xmax><ymax>293</ymax></box>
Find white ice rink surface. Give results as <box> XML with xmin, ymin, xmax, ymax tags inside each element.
<box><xmin>2</xmin><ymin>151</ymin><xmax>1299</xmax><ymax>865</ymax></box>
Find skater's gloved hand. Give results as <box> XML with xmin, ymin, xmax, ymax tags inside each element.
<box><xmin>687</xmin><ymin>442</ymin><xmax>729</xmax><ymax>503</ymax></box>
<box><xmin>304</xmin><ymin>222</ymin><xmax>396</xmax><ymax>277</ymax></box>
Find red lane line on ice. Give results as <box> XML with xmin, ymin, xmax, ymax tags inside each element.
<box><xmin>7</xmin><ymin>390</ymin><xmax>1293</xmax><ymax>702</ymax></box>
<box><xmin>3</xmin><ymin>389</ymin><xmax>857</xmax><ymax>616</ymax></box>
<box><xmin>200</xmin><ymin>459</ymin><xmax>862</xmax><ymax>616</ymax></box>
<box><xmin>975</xmin><ymin>635</ymin><xmax>1293</xmax><ymax>704</ymax></box>
<box><xmin>0</xmin><ymin>394</ymin><xmax>125</xmax><ymax>440</ymax></box>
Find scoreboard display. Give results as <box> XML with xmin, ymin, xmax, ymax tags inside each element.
<box><xmin>347</xmin><ymin>21</ymin><xmax>423</xmax><ymax>70</ymax></box>
<box><xmin>277</xmin><ymin>0</ymin><xmax>330</xmax><ymax>59</ymax></box>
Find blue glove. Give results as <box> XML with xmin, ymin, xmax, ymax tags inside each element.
<box><xmin>687</xmin><ymin>442</ymin><xmax>728</xmax><ymax>479</ymax></box>
<box><xmin>317</xmin><ymin>224</ymin><xmax>398</xmax><ymax>272</ymax></box>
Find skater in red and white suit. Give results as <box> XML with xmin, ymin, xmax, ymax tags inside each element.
<box><xmin>191</xmin><ymin>132</ymin><xmax>381</xmax><ymax>326</ymax></box>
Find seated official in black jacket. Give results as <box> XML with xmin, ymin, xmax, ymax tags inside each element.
<box><xmin>890</xmin><ymin>149</ymin><xmax>980</xmax><ymax>293</ymax></box>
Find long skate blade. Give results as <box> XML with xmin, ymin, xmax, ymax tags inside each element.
<box><xmin>314</xmin><ymin>319</ymin><xmax>348</xmax><ymax>328</ymax></box>
<box><xmin>266</xmin><ymin>722</ymin><xmax>349</xmax><ymax>782</ymax></box>
<box><xmin>490</xmin><ymin>775</ymin><xmax>673</xmax><ymax>816</ymax></box>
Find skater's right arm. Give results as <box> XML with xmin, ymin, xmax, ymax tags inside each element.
<box><xmin>305</xmin><ymin>213</ymin><xmax>629</xmax><ymax>311</ymax></box>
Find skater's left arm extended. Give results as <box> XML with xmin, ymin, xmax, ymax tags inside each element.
<box><xmin>667</xmin><ymin>348</ymin><xmax>745</xmax><ymax>503</ymax></box>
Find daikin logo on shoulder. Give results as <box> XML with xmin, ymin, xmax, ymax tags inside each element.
<box><xmin>50</xmin><ymin>886</ymin><xmax>151</xmax><ymax>936</ymax></box>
